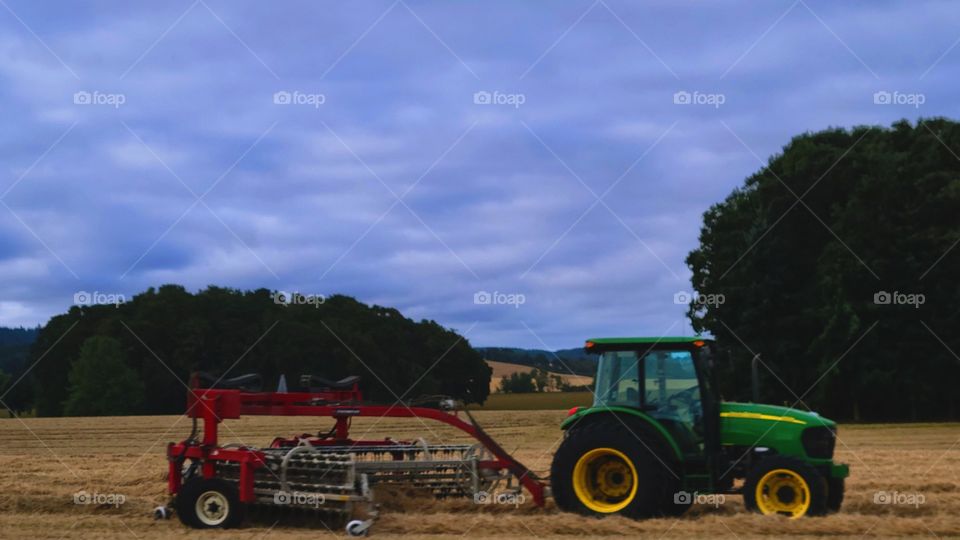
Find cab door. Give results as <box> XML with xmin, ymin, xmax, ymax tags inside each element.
<box><xmin>639</xmin><ymin>349</ymin><xmax>706</xmax><ymax>459</ymax></box>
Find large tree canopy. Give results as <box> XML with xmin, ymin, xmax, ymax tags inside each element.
<box><xmin>687</xmin><ymin>118</ymin><xmax>960</xmax><ymax>421</ymax></box>
<box><xmin>29</xmin><ymin>286</ymin><xmax>490</xmax><ymax>416</ymax></box>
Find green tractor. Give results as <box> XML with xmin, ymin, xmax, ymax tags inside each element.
<box><xmin>550</xmin><ymin>337</ymin><xmax>848</xmax><ymax>519</ymax></box>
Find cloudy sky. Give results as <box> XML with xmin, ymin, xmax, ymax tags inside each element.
<box><xmin>0</xmin><ymin>1</ymin><xmax>956</xmax><ymax>348</ymax></box>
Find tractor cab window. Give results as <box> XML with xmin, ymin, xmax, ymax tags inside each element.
<box><xmin>593</xmin><ymin>348</ymin><xmax>704</xmax><ymax>455</ymax></box>
<box><xmin>593</xmin><ymin>351</ymin><xmax>640</xmax><ymax>408</ymax></box>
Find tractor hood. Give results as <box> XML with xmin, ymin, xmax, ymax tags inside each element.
<box><xmin>719</xmin><ymin>402</ymin><xmax>837</xmax><ymax>459</ymax></box>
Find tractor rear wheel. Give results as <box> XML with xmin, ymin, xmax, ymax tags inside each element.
<box><xmin>743</xmin><ymin>456</ymin><xmax>828</xmax><ymax>518</ymax></box>
<box><xmin>176</xmin><ymin>478</ymin><xmax>245</xmax><ymax>529</ymax></box>
<box><xmin>551</xmin><ymin>418</ymin><xmax>681</xmax><ymax>519</ymax></box>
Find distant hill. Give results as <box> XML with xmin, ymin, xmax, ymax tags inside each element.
<box><xmin>476</xmin><ymin>346</ymin><xmax>595</xmax><ymax>376</ymax></box>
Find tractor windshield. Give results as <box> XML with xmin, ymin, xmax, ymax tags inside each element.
<box><xmin>594</xmin><ymin>348</ymin><xmax>704</xmax><ymax>453</ymax></box>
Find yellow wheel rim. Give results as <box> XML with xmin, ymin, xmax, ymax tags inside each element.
<box><xmin>572</xmin><ymin>448</ymin><xmax>638</xmax><ymax>513</ymax></box>
<box><xmin>754</xmin><ymin>468</ymin><xmax>811</xmax><ymax>518</ymax></box>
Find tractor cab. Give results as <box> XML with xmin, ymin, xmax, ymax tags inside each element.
<box><xmin>588</xmin><ymin>337</ymin><xmax>717</xmax><ymax>461</ymax></box>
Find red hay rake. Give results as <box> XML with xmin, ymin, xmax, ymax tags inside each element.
<box><xmin>164</xmin><ymin>373</ymin><xmax>546</xmax><ymax>534</ymax></box>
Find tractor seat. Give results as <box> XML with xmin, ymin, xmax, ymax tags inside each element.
<box><xmin>195</xmin><ymin>372</ymin><xmax>262</xmax><ymax>391</ymax></box>
<box><xmin>300</xmin><ymin>374</ymin><xmax>361</xmax><ymax>390</ymax></box>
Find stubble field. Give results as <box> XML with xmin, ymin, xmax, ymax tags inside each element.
<box><xmin>0</xmin><ymin>410</ymin><xmax>958</xmax><ymax>539</ymax></box>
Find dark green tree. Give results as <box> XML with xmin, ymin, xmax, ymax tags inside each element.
<box><xmin>687</xmin><ymin>118</ymin><xmax>960</xmax><ymax>421</ymax></box>
<box><xmin>63</xmin><ymin>336</ymin><xmax>145</xmax><ymax>416</ymax></box>
<box><xmin>498</xmin><ymin>371</ymin><xmax>537</xmax><ymax>393</ymax></box>
<box><xmin>0</xmin><ymin>369</ymin><xmax>10</xmax><ymax>414</ymax></box>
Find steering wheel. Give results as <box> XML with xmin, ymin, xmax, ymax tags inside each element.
<box><xmin>666</xmin><ymin>386</ymin><xmax>704</xmax><ymax>436</ymax></box>
<box><xmin>666</xmin><ymin>386</ymin><xmax>697</xmax><ymax>408</ymax></box>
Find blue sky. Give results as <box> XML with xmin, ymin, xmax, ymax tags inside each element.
<box><xmin>0</xmin><ymin>1</ymin><xmax>957</xmax><ymax>348</ymax></box>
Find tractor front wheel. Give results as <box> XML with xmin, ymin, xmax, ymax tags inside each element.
<box><xmin>743</xmin><ymin>456</ymin><xmax>828</xmax><ymax>518</ymax></box>
<box><xmin>551</xmin><ymin>419</ymin><xmax>680</xmax><ymax>519</ymax></box>
<box><xmin>826</xmin><ymin>477</ymin><xmax>844</xmax><ymax>513</ymax></box>
<box><xmin>176</xmin><ymin>478</ymin><xmax>245</xmax><ymax>529</ymax></box>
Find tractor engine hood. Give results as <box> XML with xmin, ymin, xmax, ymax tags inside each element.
<box><xmin>719</xmin><ymin>402</ymin><xmax>837</xmax><ymax>459</ymax></box>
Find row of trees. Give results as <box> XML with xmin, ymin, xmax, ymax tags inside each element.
<box><xmin>687</xmin><ymin>118</ymin><xmax>960</xmax><ymax>421</ymax></box>
<box><xmin>497</xmin><ymin>367</ymin><xmax>591</xmax><ymax>393</ymax></box>
<box><xmin>0</xmin><ymin>327</ymin><xmax>38</xmax><ymax>414</ymax></box>
<box><xmin>10</xmin><ymin>285</ymin><xmax>490</xmax><ymax>416</ymax></box>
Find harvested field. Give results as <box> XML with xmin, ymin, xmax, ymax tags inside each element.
<box><xmin>0</xmin><ymin>412</ymin><xmax>958</xmax><ymax>538</ymax></box>
<box><xmin>469</xmin><ymin>391</ymin><xmax>592</xmax><ymax>410</ymax></box>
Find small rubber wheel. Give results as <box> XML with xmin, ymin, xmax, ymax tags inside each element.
<box><xmin>346</xmin><ymin>519</ymin><xmax>370</xmax><ymax>536</ymax></box>
<box><xmin>826</xmin><ymin>477</ymin><xmax>844</xmax><ymax>513</ymax></box>
<box><xmin>176</xmin><ymin>478</ymin><xmax>245</xmax><ymax>529</ymax></box>
<box><xmin>743</xmin><ymin>456</ymin><xmax>828</xmax><ymax>518</ymax></box>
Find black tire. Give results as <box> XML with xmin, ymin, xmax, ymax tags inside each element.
<box><xmin>743</xmin><ymin>456</ymin><xmax>828</xmax><ymax>518</ymax></box>
<box><xmin>176</xmin><ymin>478</ymin><xmax>245</xmax><ymax>529</ymax></box>
<box><xmin>826</xmin><ymin>477</ymin><xmax>844</xmax><ymax>513</ymax></box>
<box><xmin>550</xmin><ymin>417</ymin><xmax>682</xmax><ymax>519</ymax></box>
<box><xmin>662</xmin><ymin>495</ymin><xmax>692</xmax><ymax>517</ymax></box>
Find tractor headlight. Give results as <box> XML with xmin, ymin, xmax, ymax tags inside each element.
<box><xmin>801</xmin><ymin>426</ymin><xmax>836</xmax><ymax>459</ymax></box>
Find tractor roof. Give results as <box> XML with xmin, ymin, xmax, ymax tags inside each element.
<box><xmin>585</xmin><ymin>336</ymin><xmax>713</xmax><ymax>351</ymax></box>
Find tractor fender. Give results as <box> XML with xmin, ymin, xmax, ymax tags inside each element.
<box><xmin>560</xmin><ymin>406</ymin><xmax>684</xmax><ymax>463</ymax></box>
